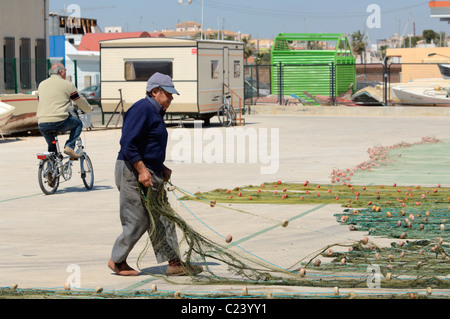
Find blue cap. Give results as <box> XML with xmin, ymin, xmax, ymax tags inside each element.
<box><xmin>146</xmin><ymin>72</ymin><xmax>179</xmax><ymax>95</ymax></box>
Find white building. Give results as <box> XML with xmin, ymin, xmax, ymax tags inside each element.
<box><xmin>64</xmin><ymin>35</ymin><xmax>100</xmax><ymax>90</ymax></box>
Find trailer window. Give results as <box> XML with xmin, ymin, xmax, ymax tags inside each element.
<box><xmin>211</xmin><ymin>60</ymin><xmax>219</xmax><ymax>79</ymax></box>
<box><xmin>125</xmin><ymin>60</ymin><xmax>173</xmax><ymax>81</ymax></box>
<box><xmin>233</xmin><ymin>61</ymin><xmax>240</xmax><ymax>78</ymax></box>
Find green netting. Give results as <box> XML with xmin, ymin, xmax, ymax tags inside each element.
<box><xmin>132</xmin><ymin>136</ymin><xmax>450</xmax><ymax>297</ymax></box>
<box><xmin>135</xmin><ymin>179</ymin><xmax>449</xmax><ymax>291</ymax></box>
<box><xmin>137</xmin><ymin>183</ymin><xmax>301</xmax><ymax>285</ymax></box>
<box><xmin>3</xmin><ymin>137</ymin><xmax>450</xmax><ymax>299</ymax></box>
<box><xmin>332</xmin><ymin>137</ymin><xmax>448</xmax><ymax>186</ymax></box>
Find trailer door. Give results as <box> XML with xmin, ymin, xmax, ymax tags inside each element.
<box><xmin>223</xmin><ymin>47</ymin><xmax>229</xmax><ymax>87</ymax></box>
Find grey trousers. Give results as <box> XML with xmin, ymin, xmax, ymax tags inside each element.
<box><xmin>111</xmin><ymin>160</ymin><xmax>179</xmax><ymax>264</ymax></box>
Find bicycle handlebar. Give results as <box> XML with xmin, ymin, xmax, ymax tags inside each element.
<box><xmin>71</xmin><ymin>104</ymin><xmax>86</xmax><ymax>116</ymax></box>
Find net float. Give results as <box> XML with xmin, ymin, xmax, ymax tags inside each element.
<box><xmin>334</xmin><ymin>287</ymin><xmax>340</xmax><ymax>296</ymax></box>
<box><xmin>94</xmin><ymin>286</ymin><xmax>103</xmax><ymax>293</ymax></box>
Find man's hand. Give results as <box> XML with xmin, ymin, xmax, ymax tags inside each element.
<box><xmin>133</xmin><ymin>161</ymin><xmax>153</xmax><ymax>187</ymax></box>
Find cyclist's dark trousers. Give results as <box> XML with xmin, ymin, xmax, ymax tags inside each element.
<box><xmin>38</xmin><ymin>114</ymin><xmax>83</xmax><ymax>152</ymax></box>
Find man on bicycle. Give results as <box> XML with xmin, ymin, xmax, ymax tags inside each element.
<box><xmin>37</xmin><ymin>63</ymin><xmax>92</xmax><ymax>159</ymax></box>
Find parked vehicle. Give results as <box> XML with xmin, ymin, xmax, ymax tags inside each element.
<box><xmin>80</xmin><ymin>85</ymin><xmax>101</xmax><ymax>105</ymax></box>
<box><xmin>99</xmin><ymin>37</ymin><xmax>244</xmax><ymax>125</ymax></box>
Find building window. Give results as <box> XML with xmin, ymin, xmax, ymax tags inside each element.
<box><xmin>211</xmin><ymin>60</ymin><xmax>219</xmax><ymax>79</ymax></box>
<box><xmin>3</xmin><ymin>37</ymin><xmax>15</xmax><ymax>90</ymax></box>
<box><xmin>124</xmin><ymin>60</ymin><xmax>173</xmax><ymax>81</ymax></box>
<box><xmin>35</xmin><ymin>39</ymin><xmax>47</xmax><ymax>85</ymax></box>
<box><xmin>20</xmin><ymin>38</ymin><xmax>31</xmax><ymax>89</ymax></box>
<box><xmin>234</xmin><ymin>61</ymin><xmax>240</xmax><ymax>78</ymax></box>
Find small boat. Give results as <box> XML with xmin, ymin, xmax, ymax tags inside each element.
<box><xmin>351</xmin><ymin>85</ymin><xmax>384</xmax><ymax>105</ymax></box>
<box><xmin>0</xmin><ymin>101</ymin><xmax>16</xmax><ymax>129</ymax></box>
<box><xmin>0</xmin><ymin>93</ymin><xmax>39</xmax><ymax>134</ymax></box>
<box><xmin>392</xmin><ymin>86</ymin><xmax>450</xmax><ymax>106</ymax></box>
<box><xmin>438</xmin><ymin>64</ymin><xmax>450</xmax><ymax>79</ymax></box>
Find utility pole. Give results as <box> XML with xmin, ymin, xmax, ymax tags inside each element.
<box><xmin>178</xmin><ymin>0</ymin><xmax>193</xmax><ymax>37</ymax></box>
<box><xmin>200</xmin><ymin>0</ymin><xmax>204</xmax><ymax>40</ymax></box>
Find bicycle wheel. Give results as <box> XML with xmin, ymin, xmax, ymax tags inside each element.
<box><xmin>217</xmin><ymin>105</ymin><xmax>232</xmax><ymax>127</ymax></box>
<box><xmin>38</xmin><ymin>158</ymin><xmax>60</xmax><ymax>195</ymax></box>
<box><xmin>80</xmin><ymin>153</ymin><xmax>94</xmax><ymax>190</ymax></box>
<box><xmin>229</xmin><ymin>107</ymin><xmax>237</xmax><ymax>126</ymax></box>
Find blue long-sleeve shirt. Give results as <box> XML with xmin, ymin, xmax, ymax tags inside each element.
<box><xmin>117</xmin><ymin>96</ymin><xmax>167</xmax><ymax>176</ymax></box>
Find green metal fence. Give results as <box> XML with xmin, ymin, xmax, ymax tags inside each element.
<box><xmin>0</xmin><ymin>58</ymin><xmax>49</xmax><ymax>93</ymax></box>
<box><xmin>244</xmin><ymin>61</ymin><xmax>450</xmax><ymax>107</ymax></box>
<box><xmin>0</xmin><ymin>58</ymin><xmax>83</xmax><ymax>94</ymax></box>
<box><xmin>244</xmin><ymin>62</ymin><xmax>361</xmax><ymax>106</ymax></box>
<box><xmin>269</xmin><ymin>33</ymin><xmax>356</xmax><ymax>105</ymax></box>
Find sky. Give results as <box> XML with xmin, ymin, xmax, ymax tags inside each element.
<box><xmin>49</xmin><ymin>0</ymin><xmax>449</xmax><ymax>44</ymax></box>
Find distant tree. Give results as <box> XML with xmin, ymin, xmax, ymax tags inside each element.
<box><xmin>242</xmin><ymin>37</ymin><xmax>255</xmax><ymax>64</ymax></box>
<box><xmin>423</xmin><ymin>29</ymin><xmax>438</xmax><ymax>44</ymax></box>
<box><xmin>351</xmin><ymin>30</ymin><xmax>367</xmax><ymax>63</ymax></box>
<box><xmin>379</xmin><ymin>45</ymin><xmax>388</xmax><ymax>59</ymax></box>
<box><xmin>402</xmin><ymin>36</ymin><xmax>420</xmax><ymax>48</ymax></box>
<box><xmin>255</xmin><ymin>50</ymin><xmax>271</xmax><ymax>64</ymax></box>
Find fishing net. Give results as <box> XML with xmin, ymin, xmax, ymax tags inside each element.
<box><xmin>135</xmin><ymin>180</ymin><xmax>449</xmax><ymax>291</ymax></box>
<box><xmin>134</xmin><ymin>136</ymin><xmax>449</xmax><ymax>296</ymax></box>
<box><xmin>136</xmin><ymin>182</ymin><xmax>300</xmax><ymax>285</ymax></box>
<box><xmin>331</xmin><ymin>136</ymin><xmax>442</xmax><ymax>185</ymax></box>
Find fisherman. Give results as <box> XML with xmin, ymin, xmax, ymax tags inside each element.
<box><xmin>108</xmin><ymin>72</ymin><xmax>203</xmax><ymax>276</ymax></box>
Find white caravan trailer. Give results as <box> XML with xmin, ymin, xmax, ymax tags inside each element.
<box><xmin>99</xmin><ymin>37</ymin><xmax>244</xmax><ymax>125</ymax></box>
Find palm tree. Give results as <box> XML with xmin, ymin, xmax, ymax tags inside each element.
<box><xmin>351</xmin><ymin>30</ymin><xmax>367</xmax><ymax>63</ymax></box>
<box><xmin>242</xmin><ymin>37</ymin><xmax>255</xmax><ymax>64</ymax></box>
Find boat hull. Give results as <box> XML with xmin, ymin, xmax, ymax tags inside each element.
<box><xmin>0</xmin><ymin>94</ymin><xmax>38</xmax><ymax>134</ymax></box>
<box><xmin>438</xmin><ymin>64</ymin><xmax>450</xmax><ymax>80</ymax></box>
<box><xmin>0</xmin><ymin>101</ymin><xmax>16</xmax><ymax>129</ymax></box>
<box><xmin>392</xmin><ymin>86</ymin><xmax>450</xmax><ymax>106</ymax></box>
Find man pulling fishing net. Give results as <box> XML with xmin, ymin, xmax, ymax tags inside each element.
<box><xmin>108</xmin><ymin>72</ymin><xmax>202</xmax><ymax>277</ymax></box>
<box><xmin>108</xmin><ymin>73</ymin><xmax>297</xmax><ymax>284</ymax></box>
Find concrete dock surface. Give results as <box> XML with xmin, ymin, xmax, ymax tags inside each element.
<box><xmin>1</xmin><ymin>104</ymin><xmax>450</xmax><ymax>299</ymax></box>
